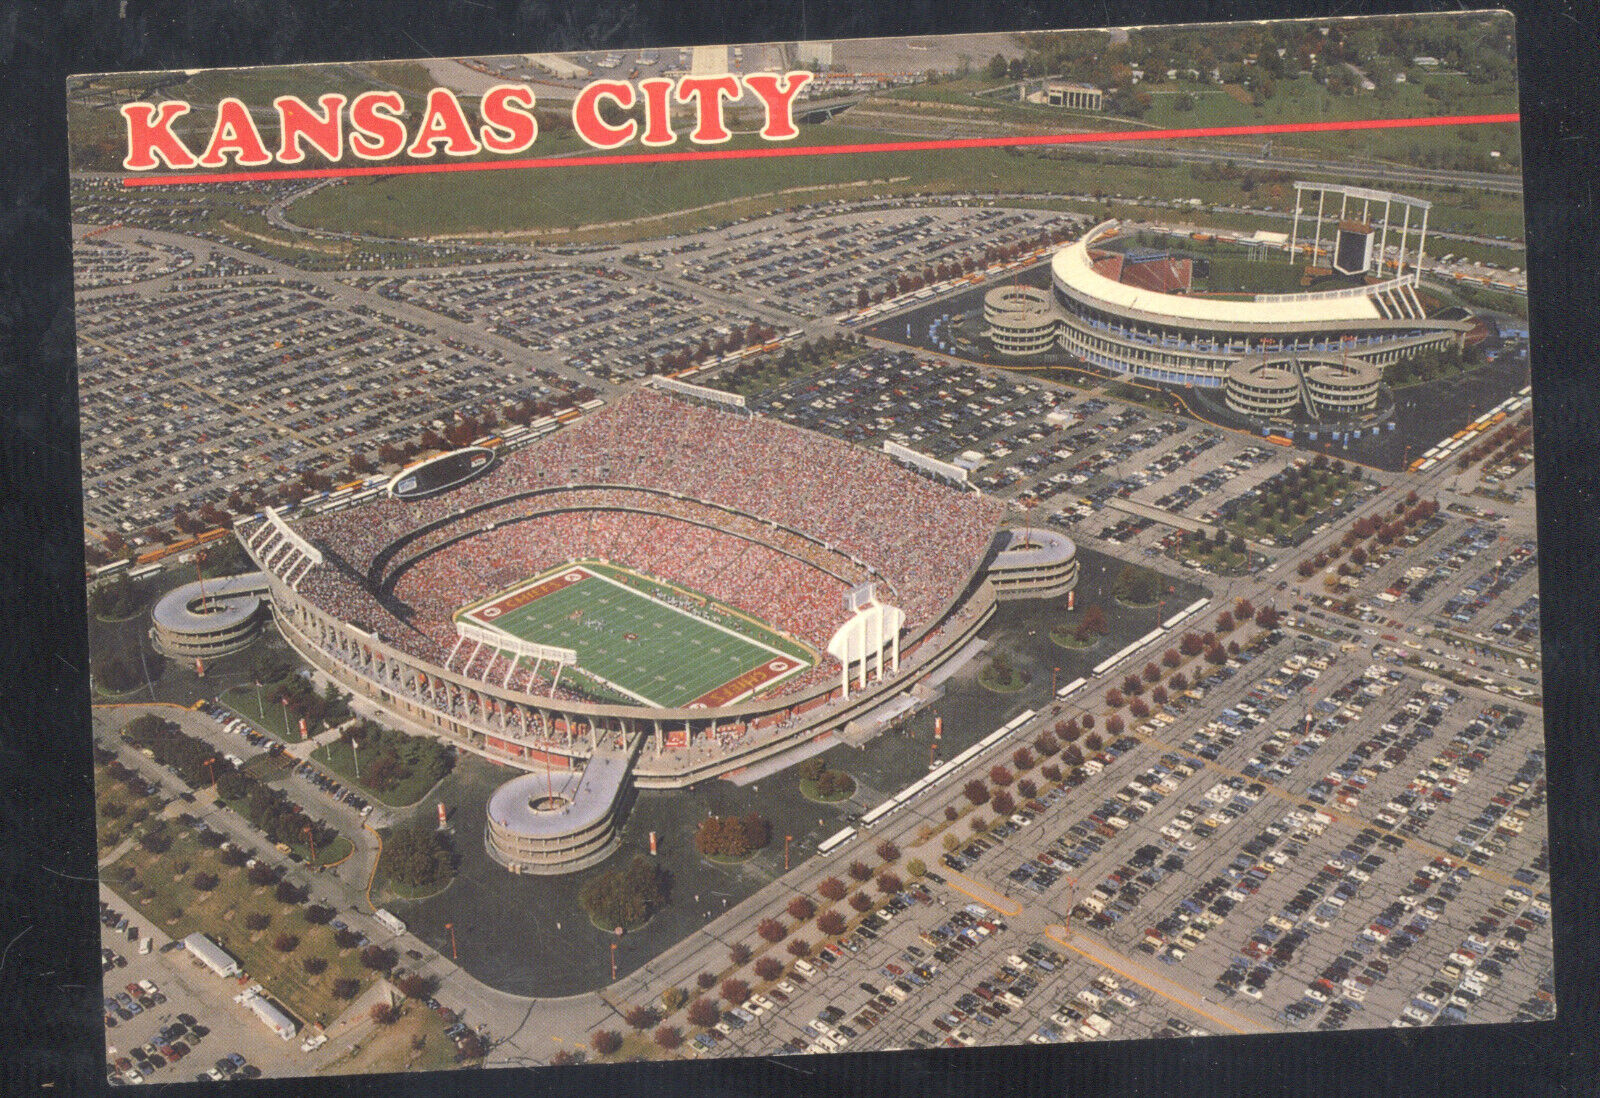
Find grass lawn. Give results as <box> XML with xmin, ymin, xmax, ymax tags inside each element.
<box><xmin>219</xmin><ymin>687</ymin><xmax>304</xmax><ymax>741</ymax></box>
<box><xmin>311</xmin><ymin>737</ymin><xmax>447</xmax><ymax>809</ymax></box>
<box><xmin>1048</xmin><ymin>626</ymin><xmax>1099</xmax><ymax>650</ymax></box>
<box><xmin>102</xmin><ymin>829</ymin><xmax>375</xmax><ymax>1029</ymax></box>
<box><xmin>799</xmin><ymin>775</ymin><xmax>857</xmax><ymax>803</ymax></box>
<box><xmin>319</xmin><ymin>1002</ymin><xmax>465</xmax><ymax>1075</ymax></box>
<box><xmin>978</xmin><ymin>664</ymin><xmax>1029</xmax><ymax>693</ymax></box>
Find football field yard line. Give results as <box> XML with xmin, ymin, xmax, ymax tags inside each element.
<box><xmin>468</xmin><ymin>562</ymin><xmax>811</xmax><ymax>709</ymax></box>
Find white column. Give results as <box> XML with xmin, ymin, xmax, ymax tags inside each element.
<box><xmin>445</xmin><ymin>634</ymin><xmax>466</xmax><ymax>670</ymax></box>
<box><xmin>892</xmin><ymin>624</ymin><xmax>900</xmax><ymax>672</ymax></box>
<box><xmin>856</xmin><ymin>622</ymin><xmax>867</xmax><ymax>690</ymax></box>
<box><xmin>502</xmin><ymin>653</ymin><xmax>519</xmax><ymax>688</ymax></box>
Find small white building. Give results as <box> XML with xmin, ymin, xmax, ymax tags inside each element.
<box><xmin>241</xmin><ymin>988</ymin><xmax>297</xmax><ymax>1040</ymax></box>
<box><xmin>182</xmin><ymin>933</ymin><xmax>241</xmax><ymax>979</ymax></box>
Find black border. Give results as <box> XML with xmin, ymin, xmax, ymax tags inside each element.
<box><xmin>4</xmin><ymin>1</ymin><xmax>1597</xmax><ymax>1095</ymax></box>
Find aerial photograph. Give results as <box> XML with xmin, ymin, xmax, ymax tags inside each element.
<box><xmin>68</xmin><ymin>12</ymin><xmax>1547</xmax><ymax>1085</ymax></box>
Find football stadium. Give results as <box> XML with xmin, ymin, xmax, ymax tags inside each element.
<box><xmin>236</xmin><ymin>381</ymin><xmax>1077</xmax><ymax>871</ymax></box>
<box><xmin>989</xmin><ymin>182</ymin><xmax>1477</xmax><ymax>393</ymax></box>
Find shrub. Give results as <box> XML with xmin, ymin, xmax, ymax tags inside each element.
<box><xmin>989</xmin><ymin>765</ymin><xmax>1013</xmax><ymax>787</ymax></box>
<box><xmin>245</xmin><ymin>911</ymin><xmax>271</xmax><ymax>931</ymax></box>
<box><xmin>304</xmin><ymin>903</ymin><xmax>335</xmax><ymax>925</ymax></box>
<box><xmin>591</xmin><ymin>1029</ymin><xmax>623</xmax><ymax>1056</ymax></box>
<box><xmin>849</xmin><ymin>892</ymin><xmax>873</xmax><ymax>913</ymax></box>
<box><xmin>302</xmin><ymin>956</ymin><xmax>328</xmax><ymax>976</ymax></box>
<box><xmin>818</xmin><ymin>877</ymin><xmax>847</xmax><ymax>901</ymax></box>
<box><xmin>369</xmin><ymin>1002</ymin><xmax>399</xmax><ymax>1025</ymax></box>
<box><xmin>696</xmin><ymin>972</ymin><xmax>717</xmax><ymax>991</ymax></box>
<box><xmin>653</xmin><ymin>1025</ymin><xmax>683</xmax><ymax>1050</ymax></box>
<box><xmin>848</xmin><ymin>860</ymin><xmax>873</xmax><ymax>882</ymax></box>
<box><xmin>625</xmin><ymin>1004</ymin><xmax>658</xmax><ymax>1031</ymax></box>
<box><xmin>334</xmin><ymin>928</ymin><xmax>361</xmax><ymax>949</ymax></box>
<box><xmin>991</xmin><ymin>790</ymin><xmax>1016</xmax><ymax>817</ymax></box>
<box><xmin>331</xmin><ymin>978</ymin><xmax>359</xmax><ymax>999</ymax></box>
<box><xmin>754</xmin><ymin>956</ymin><xmax>784</xmax><ymax>981</ymax></box>
<box><xmin>1017</xmin><ymin>779</ymin><xmax>1037</xmax><ymax>800</ymax></box>
<box><xmin>729</xmin><ymin>942</ymin><xmax>752</xmax><ymax>965</ymax></box>
<box><xmin>550</xmin><ymin>1050</ymin><xmax>580</xmax><ymax>1066</ymax></box>
<box><xmin>785</xmin><ymin>938</ymin><xmax>811</xmax><ymax>958</ymax></box>
<box><xmin>906</xmin><ymin>858</ymin><xmax>927</xmax><ymax>878</ymax></box>
<box><xmin>661</xmin><ymin>986</ymin><xmax>687</xmax><ymax>1013</ymax></box>
<box><xmin>273</xmin><ymin>932</ymin><xmax>299</xmax><ymax>953</ymax></box>
<box><xmin>757</xmin><ymin>918</ymin><xmax>786</xmax><ymax>943</ymax></box>
<box><xmin>687</xmin><ymin>997</ymin><xmax>721</xmax><ymax>1028</ymax></box>
<box><xmin>720</xmin><ymin>978</ymin><xmax>750</xmax><ymax>1004</ymax></box>
<box><xmin>786</xmin><ymin>896</ymin><xmax>816</xmax><ymax>922</ymax></box>
<box><xmin>875</xmin><ymin>839</ymin><xmax>900</xmax><ymax>862</ymax></box>
<box><xmin>877</xmin><ymin>872</ymin><xmax>903</xmax><ymax>894</ymax></box>
<box><xmin>190</xmin><ymin>871</ymin><xmax>219</xmax><ymax>891</ymax></box>
<box><xmin>969</xmin><ymin>815</ymin><xmax>989</xmax><ymax>833</ymax></box>
<box><xmin>944</xmin><ymin>805</ymin><xmax>959</xmax><ymax>821</ymax></box>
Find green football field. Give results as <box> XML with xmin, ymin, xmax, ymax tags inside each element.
<box><xmin>458</xmin><ymin>562</ymin><xmax>812</xmax><ymax>709</ymax></box>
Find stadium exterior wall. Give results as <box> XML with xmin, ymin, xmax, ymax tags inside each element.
<box><xmin>1045</xmin><ymin>220</ymin><xmax>1472</xmax><ymax>386</ymax></box>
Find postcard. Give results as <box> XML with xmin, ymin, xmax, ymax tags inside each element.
<box><xmin>69</xmin><ymin>13</ymin><xmax>1545</xmax><ymax>1083</ymax></box>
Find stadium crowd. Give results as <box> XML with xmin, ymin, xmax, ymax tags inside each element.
<box><xmin>291</xmin><ymin>387</ymin><xmax>1004</xmax><ymax>708</ymax></box>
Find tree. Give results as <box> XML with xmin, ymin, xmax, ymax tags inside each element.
<box><xmin>1042</xmin><ymin>764</ymin><xmax>1063</xmax><ymax>783</ymax></box>
<box><xmin>1085</xmin><ymin>731</ymin><xmax>1105</xmax><ymax>751</ymax></box>
<box><xmin>970</xmin><ymin>814</ymin><xmax>990</xmax><ymax>834</ymax></box>
<box><xmin>302</xmin><ymin>956</ymin><xmax>328</xmax><ymax>976</ymax></box>
<box><xmin>579</xmin><ymin>855</ymin><xmax>670</xmax><ymax>930</ymax></box>
<box><xmin>687</xmin><ymin>997</ymin><xmax>721</xmax><ymax>1028</ymax></box>
<box><xmin>786</xmin><ymin>938</ymin><xmax>812</xmax><ymax>958</ymax></box>
<box><xmin>1034</xmin><ymin>732</ymin><xmax>1059</xmax><ymax>758</ymax></box>
<box><xmin>696</xmin><ymin>972</ymin><xmax>717</xmax><ymax>991</ymax></box>
<box><xmin>848</xmin><ymin>859</ymin><xmax>873</xmax><ymax>882</ymax></box>
<box><xmin>332</xmin><ymin>978</ymin><xmax>360</xmax><ymax>1000</ymax></box>
<box><xmin>625</xmin><ymin>1004</ymin><xmax>658</xmax><ymax>1031</ymax></box>
<box><xmin>591</xmin><ymin>1029</ymin><xmax>623</xmax><ymax>1055</ymax></box>
<box><xmin>360</xmin><ymin>944</ymin><xmax>399</xmax><ymax>972</ymax></box>
<box><xmin>992</xmin><ymin>790</ymin><xmax>1016</xmax><ymax>817</ymax></box>
<box><xmin>786</xmin><ymin>896</ymin><xmax>816</xmax><ymax>922</ymax></box>
<box><xmin>754</xmin><ymin>956</ymin><xmax>784</xmax><ymax>982</ymax></box>
<box><xmin>383</xmin><ymin>819</ymin><xmax>457</xmax><ymax>891</ymax></box>
<box><xmin>1130</xmin><ymin>698</ymin><xmax>1151</xmax><ymax>719</ymax></box>
<box><xmin>757</xmin><ymin>918</ymin><xmax>787</xmax><ymax>943</ymax></box>
<box><xmin>818</xmin><ymin>910</ymin><xmax>847</xmax><ymax>936</ymax></box>
<box><xmin>273</xmin><ymin>932</ymin><xmax>299</xmax><ymax>953</ymax></box>
<box><xmin>849</xmin><ymin>892</ymin><xmax>873</xmax><ymax>913</ymax></box>
<box><xmin>728</xmin><ymin>942</ymin><xmax>752</xmax><ymax>965</ymax></box>
<box><xmin>654</xmin><ymin>1025</ymin><xmax>684</xmax><ymax>1050</ymax></box>
<box><xmin>720</xmin><ymin>978</ymin><xmax>750</xmax><ymax>1004</ymax></box>
<box><xmin>818</xmin><ymin>876</ymin><xmax>847</xmax><ymax>902</ymax></box>
<box><xmin>304</xmin><ymin>903</ymin><xmax>335</xmax><ymax>925</ymax></box>
<box><xmin>191</xmin><ymin>871</ymin><xmax>219</xmax><ymax>891</ymax></box>
<box><xmin>963</xmin><ymin>780</ymin><xmax>990</xmax><ymax>805</ymax></box>
<box><xmin>275</xmin><ymin>879</ymin><xmax>307</xmax><ymax>904</ymax></box>
<box><xmin>1017</xmin><ymin>779</ymin><xmax>1038</xmax><ymax>800</ymax></box>
<box><xmin>370</xmin><ymin>1002</ymin><xmax>399</xmax><ymax>1025</ymax></box>
<box><xmin>906</xmin><ymin>857</ymin><xmax>927</xmax><ymax>878</ymax></box>
<box><xmin>245</xmin><ymin>911</ymin><xmax>271</xmax><ymax>932</ymax></box>
<box><xmin>989</xmin><ymin>765</ymin><xmax>1014</xmax><ymax>787</ymax></box>
<box><xmin>1012</xmin><ymin>747</ymin><xmax>1035</xmax><ymax>771</ymax></box>
<box><xmin>396</xmin><ymin>973</ymin><xmax>430</xmax><ymax>999</ymax></box>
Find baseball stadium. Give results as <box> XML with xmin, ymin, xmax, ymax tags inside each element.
<box><xmin>232</xmin><ymin>381</ymin><xmax>1077</xmax><ymax>871</ymax></box>
<box><xmin>988</xmin><ymin>182</ymin><xmax>1478</xmax><ymax>399</ymax></box>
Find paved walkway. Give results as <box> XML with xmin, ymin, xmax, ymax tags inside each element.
<box><xmin>1042</xmin><ymin>925</ymin><xmax>1272</xmax><ymax>1036</ymax></box>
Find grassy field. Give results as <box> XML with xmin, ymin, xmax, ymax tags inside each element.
<box><xmin>319</xmin><ymin>1002</ymin><xmax>465</xmax><ymax>1075</ymax></box>
<box><xmin>102</xmin><ymin>828</ymin><xmax>375</xmax><ymax>1029</ymax></box>
<box><xmin>219</xmin><ymin>687</ymin><xmax>305</xmax><ymax>741</ymax></box>
<box><xmin>312</xmin><ymin>736</ymin><xmax>446</xmax><ymax>809</ymax></box>
<box><xmin>459</xmin><ymin>561</ymin><xmax>811</xmax><ymax>708</ymax></box>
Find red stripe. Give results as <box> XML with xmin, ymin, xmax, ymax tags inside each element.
<box><xmin>121</xmin><ymin>112</ymin><xmax>1519</xmax><ymax>187</ymax></box>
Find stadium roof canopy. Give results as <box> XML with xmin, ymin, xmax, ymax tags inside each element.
<box><xmin>1055</xmin><ymin>223</ymin><xmax>1385</xmax><ymax>326</ymax></box>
